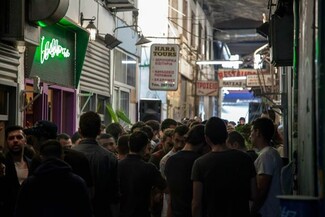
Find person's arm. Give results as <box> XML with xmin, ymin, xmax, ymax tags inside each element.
<box><xmin>192</xmin><ymin>181</ymin><xmax>203</xmax><ymax>217</ymax></box>
<box><xmin>250</xmin><ymin>174</ymin><xmax>272</xmax><ymax>217</ymax></box>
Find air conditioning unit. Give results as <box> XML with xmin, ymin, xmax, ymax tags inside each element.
<box><xmin>104</xmin><ymin>0</ymin><xmax>136</xmax><ymax>10</ymax></box>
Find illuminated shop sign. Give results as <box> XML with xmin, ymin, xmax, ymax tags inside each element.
<box><xmin>30</xmin><ymin>24</ymin><xmax>75</xmax><ymax>87</ymax></box>
<box><xmin>40</xmin><ymin>36</ymin><xmax>70</xmax><ymax>64</ymax></box>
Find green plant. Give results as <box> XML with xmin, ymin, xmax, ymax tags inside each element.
<box><xmin>235</xmin><ymin>123</ymin><xmax>253</xmax><ymax>150</ymax></box>
<box><xmin>105</xmin><ymin>103</ymin><xmax>132</xmax><ymax>125</ymax></box>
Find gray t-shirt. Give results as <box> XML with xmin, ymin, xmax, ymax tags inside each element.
<box><xmin>255</xmin><ymin>146</ymin><xmax>282</xmax><ymax>217</ymax></box>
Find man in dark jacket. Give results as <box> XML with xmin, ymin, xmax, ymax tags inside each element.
<box><xmin>73</xmin><ymin>111</ymin><xmax>120</xmax><ymax>217</ymax></box>
<box><xmin>14</xmin><ymin>140</ymin><xmax>92</xmax><ymax>217</ymax></box>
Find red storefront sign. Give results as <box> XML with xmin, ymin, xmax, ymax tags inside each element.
<box><xmin>196</xmin><ymin>80</ymin><xmax>219</xmax><ymax>96</ymax></box>
<box><xmin>218</xmin><ymin>69</ymin><xmax>269</xmax><ymax>79</ymax></box>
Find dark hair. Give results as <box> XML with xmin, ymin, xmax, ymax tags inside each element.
<box><xmin>185</xmin><ymin>124</ymin><xmax>205</xmax><ymax>146</ymax></box>
<box><xmin>106</xmin><ymin>123</ymin><xmax>124</xmax><ymax>141</ymax></box>
<box><xmin>252</xmin><ymin>117</ymin><xmax>275</xmax><ymax>142</ymax></box>
<box><xmin>145</xmin><ymin>120</ymin><xmax>160</xmax><ymax>132</ymax></box>
<box><xmin>139</xmin><ymin>125</ymin><xmax>154</xmax><ymax>140</ymax></box>
<box><xmin>227</xmin><ymin>131</ymin><xmax>245</xmax><ymax>148</ymax></box>
<box><xmin>39</xmin><ymin>139</ymin><xmax>63</xmax><ymax>159</ymax></box>
<box><xmin>5</xmin><ymin>125</ymin><xmax>24</xmax><ymax>140</ymax></box>
<box><xmin>98</xmin><ymin>133</ymin><xmax>114</xmax><ymax>140</ymax></box>
<box><xmin>129</xmin><ymin>131</ymin><xmax>149</xmax><ymax>153</ymax></box>
<box><xmin>161</xmin><ymin>118</ymin><xmax>177</xmax><ymax>131</ymax></box>
<box><xmin>161</xmin><ymin>128</ymin><xmax>174</xmax><ymax>142</ymax></box>
<box><xmin>205</xmin><ymin>117</ymin><xmax>228</xmax><ymax>145</ymax></box>
<box><xmin>174</xmin><ymin>125</ymin><xmax>189</xmax><ymax>137</ymax></box>
<box><xmin>79</xmin><ymin>111</ymin><xmax>101</xmax><ymax>138</ymax></box>
<box><xmin>131</xmin><ymin>121</ymin><xmax>146</xmax><ymax>133</ymax></box>
<box><xmin>23</xmin><ymin>121</ymin><xmax>58</xmax><ymax>140</ymax></box>
<box><xmin>229</xmin><ymin>121</ymin><xmax>236</xmax><ymax>126</ymax></box>
<box><xmin>57</xmin><ymin>133</ymin><xmax>70</xmax><ymax>141</ymax></box>
<box><xmin>71</xmin><ymin>131</ymin><xmax>81</xmax><ymax>144</ymax></box>
<box><xmin>117</xmin><ymin>134</ymin><xmax>130</xmax><ymax>155</ymax></box>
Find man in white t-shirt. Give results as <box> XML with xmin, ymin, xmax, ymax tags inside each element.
<box><xmin>250</xmin><ymin>117</ymin><xmax>283</xmax><ymax>217</ymax></box>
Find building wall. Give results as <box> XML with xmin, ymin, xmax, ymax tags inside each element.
<box><xmin>138</xmin><ymin>0</ymin><xmax>215</xmax><ymax>121</ymax></box>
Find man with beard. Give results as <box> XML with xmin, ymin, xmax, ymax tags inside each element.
<box><xmin>159</xmin><ymin>125</ymin><xmax>189</xmax><ymax>217</ymax></box>
<box><xmin>1</xmin><ymin>126</ymin><xmax>31</xmax><ymax>217</ymax></box>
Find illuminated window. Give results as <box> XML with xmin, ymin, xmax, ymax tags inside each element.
<box><xmin>114</xmin><ymin>50</ymin><xmax>136</xmax><ymax>87</ymax></box>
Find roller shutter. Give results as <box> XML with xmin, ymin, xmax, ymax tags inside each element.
<box><xmin>0</xmin><ymin>42</ymin><xmax>19</xmax><ymax>85</ymax></box>
<box><xmin>80</xmin><ymin>41</ymin><xmax>110</xmax><ymax>96</ymax></box>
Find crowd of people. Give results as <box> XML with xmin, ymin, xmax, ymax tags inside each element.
<box><xmin>0</xmin><ymin>111</ymin><xmax>288</xmax><ymax>217</ymax></box>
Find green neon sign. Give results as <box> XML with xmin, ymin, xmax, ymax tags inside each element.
<box><xmin>30</xmin><ymin>23</ymin><xmax>75</xmax><ymax>87</ymax></box>
<box><xmin>40</xmin><ymin>36</ymin><xmax>70</xmax><ymax>64</ymax></box>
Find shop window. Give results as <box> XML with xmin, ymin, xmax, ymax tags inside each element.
<box><xmin>79</xmin><ymin>91</ymin><xmax>110</xmax><ymax>124</ymax></box>
<box><xmin>113</xmin><ymin>87</ymin><xmax>130</xmax><ymax>118</ymax></box>
<box><xmin>113</xmin><ymin>49</ymin><xmax>137</xmax><ymax>87</ymax></box>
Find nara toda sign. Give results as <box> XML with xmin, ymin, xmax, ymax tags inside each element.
<box><xmin>149</xmin><ymin>44</ymin><xmax>179</xmax><ymax>91</ymax></box>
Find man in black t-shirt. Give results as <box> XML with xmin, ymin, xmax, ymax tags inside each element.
<box><xmin>165</xmin><ymin>125</ymin><xmax>205</xmax><ymax>217</ymax></box>
<box><xmin>119</xmin><ymin>131</ymin><xmax>166</xmax><ymax>217</ymax></box>
<box><xmin>191</xmin><ymin>117</ymin><xmax>257</xmax><ymax>217</ymax></box>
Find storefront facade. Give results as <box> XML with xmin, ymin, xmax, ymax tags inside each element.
<box><xmin>79</xmin><ymin>39</ymin><xmax>111</xmax><ymax>125</ymax></box>
<box><xmin>24</xmin><ymin>19</ymin><xmax>88</xmax><ymax>135</ymax></box>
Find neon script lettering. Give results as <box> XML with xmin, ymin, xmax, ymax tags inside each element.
<box><xmin>40</xmin><ymin>36</ymin><xmax>70</xmax><ymax>64</ymax></box>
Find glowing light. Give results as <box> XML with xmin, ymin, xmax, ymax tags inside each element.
<box><xmin>40</xmin><ymin>36</ymin><xmax>70</xmax><ymax>64</ymax></box>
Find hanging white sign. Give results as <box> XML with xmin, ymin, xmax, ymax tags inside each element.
<box><xmin>149</xmin><ymin>44</ymin><xmax>179</xmax><ymax>91</ymax></box>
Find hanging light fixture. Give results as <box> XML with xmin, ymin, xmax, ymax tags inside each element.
<box><xmin>80</xmin><ymin>12</ymin><xmax>97</xmax><ymax>41</ymax></box>
<box><xmin>135</xmin><ymin>34</ymin><xmax>151</xmax><ymax>46</ymax></box>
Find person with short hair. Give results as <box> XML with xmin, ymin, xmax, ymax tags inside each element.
<box><xmin>239</xmin><ymin>117</ymin><xmax>246</xmax><ymax>125</ymax></box>
<box><xmin>57</xmin><ymin>133</ymin><xmax>72</xmax><ymax>149</ymax></box>
<box><xmin>149</xmin><ymin>128</ymin><xmax>175</xmax><ymax>170</ymax></box>
<box><xmin>2</xmin><ymin>125</ymin><xmax>31</xmax><ymax>217</ymax></box>
<box><xmin>106</xmin><ymin>123</ymin><xmax>125</xmax><ymax>142</ymax></box>
<box><xmin>116</xmin><ymin>134</ymin><xmax>129</xmax><ymax>161</ymax></box>
<box><xmin>97</xmin><ymin>133</ymin><xmax>117</xmax><ymax>154</ymax></box>
<box><xmin>250</xmin><ymin>117</ymin><xmax>282</xmax><ymax>217</ymax></box>
<box><xmin>118</xmin><ymin>131</ymin><xmax>166</xmax><ymax>217</ymax></box>
<box><xmin>71</xmin><ymin>131</ymin><xmax>82</xmax><ymax>146</ymax></box>
<box><xmin>227</xmin><ymin>131</ymin><xmax>258</xmax><ymax>162</ymax></box>
<box><xmin>145</xmin><ymin>120</ymin><xmax>161</xmax><ymax>144</ymax></box>
<box><xmin>73</xmin><ymin>111</ymin><xmax>119</xmax><ymax>217</ymax></box>
<box><xmin>192</xmin><ymin>117</ymin><xmax>256</xmax><ymax>217</ymax></box>
<box><xmin>14</xmin><ymin>140</ymin><xmax>92</xmax><ymax>217</ymax></box>
<box><xmin>165</xmin><ymin>124</ymin><xmax>206</xmax><ymax>217</ymax></box>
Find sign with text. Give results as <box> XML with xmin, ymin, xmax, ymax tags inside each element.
<box><xmin>218</xmin><ymin>69</ymin><xmax>269</xmax><ymax>79</ymax></box>
<box><xmin>246</xmin><ymin>74</ymin><xmax>273</xmax><ymax>87</ymax></box>
<box><xmin>196</xmin><ymin>80</ymin><xmax>219</xmax><ymax>96</ymax></box>
<box><xmin>221</xmin><ymin>80</ymin><xmax>246</xmax><ymax>87</ymax></box>
<box><xmin>30</xmin><ymin>24</ymin><xmax>75</xmax><ymax>87</ymax></box>
<box><xmin>149</xmin><ymin>44</ymin><xmax>179</xmax><ymax>90</ymax></box>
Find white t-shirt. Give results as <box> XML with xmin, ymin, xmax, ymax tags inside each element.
<box><xmin>255</xmin><ymin>146</ymin><xmax>282</xmax><ymax>217</ymax></box>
